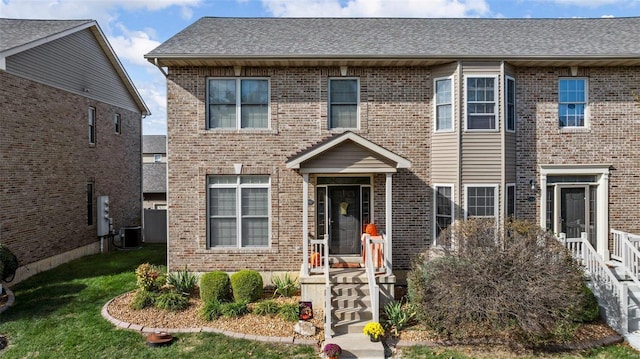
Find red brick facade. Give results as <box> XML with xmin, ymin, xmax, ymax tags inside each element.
<box><xmin>167</xmin><ymin>64</ymin><xmax>640</xmax><ymax>273</ymax></box>
<box><xmin>0</xmin><ymin>71</ymin><xmax>142</xmax><ymax>268</ymax></box>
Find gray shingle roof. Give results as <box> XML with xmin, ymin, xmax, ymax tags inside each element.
<box><xmin>143</xmin><ymin>135</ymin><xmax>166</xmax><ymax>154</ymax></box>
<box><xmin>146</xmin><ymin>17</ymin><xmax>640</xmax><ymax>59</ymax></box>
<box><xmin>0</xmin><ymin>18</ymin><xmax>93</xmax><ymax>53</ymax></box>
<box><xmin>143</xmin><ymin>163</ymin><xmax>167</xmax><ymax>193</ymax></box>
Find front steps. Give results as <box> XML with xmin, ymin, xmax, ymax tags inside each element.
<box><xmin>331</xmin><ymin>270</ymin><xmax>372</xmax><ymax>335</ymax></box>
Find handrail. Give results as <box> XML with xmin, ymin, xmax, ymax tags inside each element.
<box><xmin>364</xmin><ymin>234</ymin><xmax>380</xmax><ymax>323</ymax></box>
<box><xmin>610</xmin><ymin>229</ymin><xmax>640</xmax><ymax>288</ymax></box>
<box><xmin>323</xmin><ymin>234</ymin><xmax>332</xmax><ymax>338</ymax></box>
<box><xmin>560</xmin><ymin>232</ymin><xmax>628</xmax><ymax>334</ymax></box>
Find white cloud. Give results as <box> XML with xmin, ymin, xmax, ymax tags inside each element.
<box><xmin>109</xmin><ymin>24</ymin><xmax>162</xmax><ymax>67</ymax></box>
<box><xmin>262</xmin><ymin>0</ymin><xmax>491</xmax><ymax>17</ymax></box>
<box><xmin>138</xmin><ymin>76</ymin><xmax>168</xmax><ymax>135</ymax></box>
<box><xmin>533</xmin><ymin>0</ymin><xmax>638</xmax><ymax>7</ymax></box>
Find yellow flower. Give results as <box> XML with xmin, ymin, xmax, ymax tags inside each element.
<box><xmin>362</xmin><ymin>321</ymin><xmax>385</xmax><ymax>339</ymax></box>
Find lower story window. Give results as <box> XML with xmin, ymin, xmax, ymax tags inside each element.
<box><xmin>506</xmin><ymin>184</ymin><xmax>515</xmax><ymax>218</ymax></box>
<box><xmin>434</xmin><ymin>185</ymin><xmax>453</xmax><ymax>241</ymax></box>
<box><xmin>207</xmin><ymin>175</ymin><xmax>270</xmax><ymax>248</ymax></box>
<box><xmin>465</xmin><ymin>185</ymin><xmax>497</xmax><ymax>219</ymax></box>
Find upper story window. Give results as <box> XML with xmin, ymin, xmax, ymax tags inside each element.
<box><xmin>114</xmin><ymin>113</ymin><xmax>121</xmax><ymax>134</ymax></box>
<box><xmin>207</xmin><ymin>78</ymin><xmax>269</xmax><ymax>129</ymax></box>
<box><xmin>154</xmin><ymin>154</ymin><xmax>162</xmax><ymax>163</ymax></box>
<box><xmin>559</xmin><ymin>78</ymin><xmax>587</xmax><ymax>127</ymax></box>
<box><xmin>207</xmin><ymin>175</ymin><xmax>270</xmax><ymax>248</ymax></box>
<box><xmin>329</xmin><ymin>78</ymin><xmax>359</xmax><ymax>129</ymax></box>
<box><xmin>466</xmin><ymin>76</ymin><xmax>497</xmax><ymax>131</ymax></box>
<box><xmin>505</xmin><ymin>77</ymin><xmax>516</xmax><ymax>132</ymax></box>
<box><xmin>88</xmin><ymin>107</ymin><xmax>96</xmax><ymax>144</ymax></box>
<box><xmin>434</xmin><ymin>77</ymin><xmax>453</xmax><ymax>132</ymax></box>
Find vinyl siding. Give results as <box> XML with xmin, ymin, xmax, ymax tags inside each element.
<box><xmin>461</xmin><ymin>133</ymin><xmax>502</xmax><ymax>182</ymax></box>
<box><xmin>301</xmin><ymin>141</ymin><xmax>396</xmax><ymax>171</ymax></box>
<box><xmin>5</xmin><ymin>29</ymin><xmax>140</xmax><ymax>113</ymax></box>
<box><xmin>431</xmin><ymin>133</ymin><xmax>458</xmax><ymax>183</ymax></box>
<box><xmin>505</xmin><ymin>131</ymin><xmax>516</xmax><ymax>182</ymax></box>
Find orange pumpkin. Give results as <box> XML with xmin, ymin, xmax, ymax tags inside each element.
<box><xmin>365</xmin><ymin>223</ymin><xmax>378</xmax><ymax>236</ymax></box>
<box><xmin>309</xmin><ymin>252</ymin><xmax>321</xmax><ymax>266</ymax></box>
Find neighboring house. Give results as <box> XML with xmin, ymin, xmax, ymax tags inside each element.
<box><xmin>146</xmin><ymin>17</ymin><xmax>640</xmax><ymax>335</ymax></box>
<box><xmin>143</xmin><ymin>135</ymin><xmax>167</xmax><ymax>210</ymax></box>
<box><xmin>142</xmin><ymin>135</ymin><xmax>167</xmax><ymax>243</ymax></box>
<box><xmin>0</xmin><ymin>19</ymin><xmax>149</xmax><ymax>283</ymax></box>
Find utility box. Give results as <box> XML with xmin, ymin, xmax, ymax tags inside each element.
<box><xmin>97</xmin><ymin>196</ymin><xmax>110</xmax><ymax>237</ymax></box>
<box><xmin>121</xmin><ymin>226</ymin><xmax>141</xmax><ymax>248</ymax></box>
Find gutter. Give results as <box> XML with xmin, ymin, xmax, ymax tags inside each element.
<box><xmin>153</xmin><ymin>58</ymin><xmax>168</xmax><ymax>77</ymax></box>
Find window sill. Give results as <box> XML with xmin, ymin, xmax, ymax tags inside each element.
<box><xmin>559</xmin><ymin>126</ymin><xmax>590</xmax><ymax>133</ymax></box>
<box><xmin>204</xmin><ymin>128</ymin><xmax>277</xmax><ymax>135</ymax></box>
<box><xmin>203</xmin><ymin>247</ymin><xmax>276</xmax><ymax>254</ymax></box>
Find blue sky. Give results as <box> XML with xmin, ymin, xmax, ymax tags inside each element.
<box><xmin>1</xmin><ymin>0</ymin><xmax>639</xmax><ymax>135</ymax></box>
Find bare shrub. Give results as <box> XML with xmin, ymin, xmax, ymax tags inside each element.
<box><xmin>407</xmin><ymin>219</ymin><xmax>589</xmax><ymax>344</ymax></box>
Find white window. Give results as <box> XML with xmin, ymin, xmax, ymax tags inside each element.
<box><xmin>465</xmin><ymin>185</ymin><xmax>498</xmax><ymax>219</ymax></box>
<box><xmin>114</xmin><ymin>113</ymin><xmax>121</xmax><ymax>134</ymax></box>
<box><xmin>559</xmin><ymin>78</ymin><xmax>588</xmax><ymax>127</ymax></box>
<box><xmin>434</xmin><ymin>77</ymin><xmax>453</xmax><ymax>132</ymax></box>
<box><xmin>207</xmin><ymin>175</ymin><xmax>270</xmax><ymax>248</ymax></box>
<box><xmin>466</xmin><ymin>76</ymin><xmax>497</xmax><ymax>130</ymax></box>
<box><xmin>88</xmin><ymin>107</ymin><xmax>96</xmax><ymax>144</ymax></box>
<box><xmin>506</xmin><ymin>183</ymin><xmax>516</xmax><ymax>218</ymax></box>
<box><xmin>154</xmin><ymin>154</ymin><xmax>162</xmax><ymax>163</ymax></box>
<box><xmin>505</xmin><ymin>77</ymin><xmax>516</xmax><ymax>132</ymax></box>
<box><xmin>434</xmin><ymin>185</ymin><xmax>454</xmax><ymax>241</ymax></box>
<box><xmin>207</xmin><ymin>78</ymin><xmax>269</xmax><ymax>129</ymax></box>
<box><xmin>329</xmin><ymin>78</ymin><xmax>359</xmax><ymax>129</ymax></box>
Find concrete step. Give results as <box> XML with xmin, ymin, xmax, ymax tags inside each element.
<box><xmin>332</xmin><ymin>284</ymin><xmax>370</xmax><ymax>297</ymax></box>
<box><xmin>323</xmin><ymin>332</ymin><xmax>385</xmax><ymax>358</ymax></box>
<box><xmin>332</xmin><ymin>296</ymin><xmax>371</xmax><ymax>309</ymax></box>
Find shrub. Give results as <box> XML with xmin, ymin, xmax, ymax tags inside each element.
<box><xmin>278</xmin><ymin>303</ymin><xmax>300</xmax><ymax>322</ymax></box>
<box><xmin>130</xmin><ymin>290</ymin><xmax>158</xmax><ymax>310</ymax></box>
<box><xmin>167</xmin><ymin>267</ymin><xmax>198</xmax><ymax>296</ymax></box>
<box><xmin>253</xmin><ymin>299</ymin><xmax>280</xmax><ymax>316</ymax></box>
<box><xmin>134</xmin><ymin>263</ymin><xmax>166</xmax><ymax>292</ymax></box>
<box><xmin>408</xmin><ymin>219</ymin><xmax>586</xmax><ymax>344</ymax></box>
<box><xmin>574</xmin><ymin>284</ymin><xmax>600</xmax><ymax>323</ymax></box>
<box><xmin>0</xmin><ymin>244</ymin><xmax>18</xmax><ymax>282</ymax></box>
<box><xmin>271</xmin><ymin>273</ymin><xmax>299</xmax><ymax>298</ymax></box>
<box><xmin>382</xmin><ymin>300</ymin><xmax>416</xmax><ymax>337</ymax></box>
<box><xmin>200</xmin><ymin>299</ymin><xmax>222</xmax><ymax>321</ymax></box>
<box><xmin>155</xmin><ymin>291</ymin><xmax>189</xmax><ymax>311</ymax></box>
<box><xmin>220</xmin><ymin>301</ymin><xmax>249</xmax><ymax>318</ymax></box>
<box><xmin>230</xmin><ymin>270</ymin><xmax>263</xmax><ymax>303</ymax></box>
<box><xmin>200</xmin><ymin>271</ymin><xmax>231</xmax><ymax>303</ymax></box>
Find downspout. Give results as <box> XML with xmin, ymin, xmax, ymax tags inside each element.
<box><xmin>153</xmin><ymin>58</ymin><xmax>168</xmax><ymax>77</ymax></box>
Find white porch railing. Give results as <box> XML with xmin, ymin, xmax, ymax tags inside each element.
<box><xmin>559</xmin><ymin>232</ymin><xmax>629</xmax><ymax>334</ymax></box>
<box><xmin>363</xmin><ymin>234</ymin><xmax>382</xmax><ymax>324</ymax></box>
<box><xmin>323</xmin><ymin>234</ymin><xmax>332</xmax><ymax>338</ymax></box>
<box><xmin>611</xmin><ymin>229</ymin><xmax>640</xmax><ymax>286</ymax></box>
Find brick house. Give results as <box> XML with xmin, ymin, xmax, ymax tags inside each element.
<box><xmin>146</xmin><ymin>17</ymin><xmax>640</xmax><ymax>334</ymax></box>
<box><xmin>0</xmin><ymin>19</ymin><xmax>149</xmax><ymax>283</ymax></box>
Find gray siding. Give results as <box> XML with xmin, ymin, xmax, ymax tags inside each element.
<box><xmin>461</xmin><ymin>133</ymin><xmax>502</xmax><ymax>182</ymax></box>
<box><xmin>6</xmin><ymin>29</ymin><xmax>140</xmax><ymax>113</ymax></box>
<box><xmin>431</xmin><ymin>133</ymin><xmax>458</xmax><ymax>183</ymax></box>
<box><xmin>301</xmin><ymin>141</ymin><xmax>396</xmax><ymax>171</ymax></box>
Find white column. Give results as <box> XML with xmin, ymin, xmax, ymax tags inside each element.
<box><xmin>598</xmin><ymin>171</ymin><xmax>610</xmax><ymax>260</ymax></box>
<box><xmin>385</xmin><ymin>173</ymin><xmax>393</xmax><ymax>275</ymax></box>
<box><xmin>539</xmin><ymin>173</ymin><xmax>547</xmax><ymax>230</ymax></box>
<box><xmin>302</xmin><ymin>173</ymin><xmax>309</xmax><ymax>276</ymax></box>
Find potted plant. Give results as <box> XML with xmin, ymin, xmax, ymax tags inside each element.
<box><xmin>322</xmin><ymin>343</ymin><xmax>342</xmax><ymax>359</ymax></box>
<box><xmin>363</xmin><ymin>321</ymin><xmax>385</xmax><ymax>342</ymax></box>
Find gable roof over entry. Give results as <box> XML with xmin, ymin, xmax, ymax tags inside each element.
<box><xmin>286</xmin><ymin>132</ymin><xmax>411</xmax><ymax>174</ymax></box>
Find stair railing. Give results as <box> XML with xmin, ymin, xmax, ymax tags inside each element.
<box><xmin>323</xmin><ymin>233</ymin><xmax>332</xmax><ymax>338</ymax></box>
<box><xmin>364</xmin><ymin>234</ymin><xmax>380</xmax><ymax>323</ymax></box>
<box><xmin>559</xmin><ymin>232</ymin><xmax>629</xmax><ymax>334</ymax></box>
<box><xmin>611</xmin><ymin>229</ymin><xmax>640</xmax><ymax>287</ymax></box>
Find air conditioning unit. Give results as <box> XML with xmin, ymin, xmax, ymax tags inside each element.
<box><xmin>120</xmin><ymin>226</ymin><xmax>141</xmax><ymax>248</ymax></box>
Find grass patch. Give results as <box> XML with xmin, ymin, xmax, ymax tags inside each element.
<box><xmin>0</xmin><ymin>244</ymin><xmax>316</xmax><ymax>358</ymax></box>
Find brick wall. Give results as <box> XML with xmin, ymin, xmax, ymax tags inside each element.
<box><xmin>0</xmin><ymin>71</ymin><xmax>142</xmax><ymax>267</ymax></box>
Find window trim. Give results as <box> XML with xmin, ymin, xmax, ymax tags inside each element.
<box><xmin>88</xmin><ymin>107</ymin><xmax>96</xmax><ymax>144</ymax></box>
<box><xmin>87</xmin><ymin>182</ymin><xmax>94</xmax><ymax>226</ymax></box>
<box><xmin>506</xmin><ymin>183</ymin><xmax>516</xmax><ymax>218</ymax></box>
<box><xmin>114</xmin><ymin>113</ymin><xmax>121</xmax><ymax>134</ymax></box>
<box><xmin>434</xmin><ymin>76</ymin><xmax>454</xmax><ymax>133</ymax></box>
<box><xmin>464</xmin><ymin>75</ymin><xmax>498</xmax><ymax>132</ymax></box>
<box><xmin>558</xmin><ymin>77</ymin><xmax>589</xmax><ymax>128</ymax></box>
<box><xmin>464</xmin><ymin>184</ymin><xmax>499</xmax><ymax>220</ymax></box>
<box><xmin>205</xmin><ymin>77</ymin><xmax>271</xmax><ymax>130</ymax></box>
<box><xmin>206</xmin><ymin>175</ymin><xmax>271</xmax><ymax>249</ymax></box>
<box><xmin>328</xmin><ymin>77</ymin><xmax>360</xmax><ymax>130</ymax></box>
<box><xmin>505</xmin><ymin>76</ymin><xmax>516</xmax><ymax>132</ymax></box>
<box><xmin>433</xmin><ymin>184</ymin><xmax>455</xmax><ymax>244</ymax></box>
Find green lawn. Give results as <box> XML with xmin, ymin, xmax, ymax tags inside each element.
<box><xmin>0</xmin><ymin>244</ymin><xmax>639</xmax><ymax>358</ymax></box>
<box><xmin>0</xmin><ymin>244</ymin><xmax>315</xmax><ymax>359</ymax></box>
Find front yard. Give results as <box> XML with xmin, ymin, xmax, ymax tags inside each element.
<box><xmin>0</xmin><ymin>243</ymin><xmax>638</xmax><ymax>358</ymax></box>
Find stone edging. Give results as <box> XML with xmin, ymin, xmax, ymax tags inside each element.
<box><xmin>0</xmin><ymin>287</ymin><xmax>15</xmax><ymax>315</ymax></box>
<box><xmin>100</xmin><ymin>298</ymin><xmax>317</xmax><ymax>346</ymax></box>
